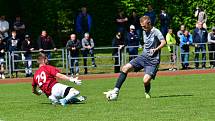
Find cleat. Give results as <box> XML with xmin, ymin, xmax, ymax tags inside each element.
<box><xmin>145</xmin><ymin>92</ymin><xmax>151</xmax><ymax>99</ymax></box>
<box><xmin>59</xmin><ymin>98</ymin><xmax>67</xmax><ymax>106</ymax></box>
<box><xmin>77</xmin><ymin>96</ymin><xmax>87</xmax><ymax>102</ymax></box>
<box><xmin>104</xmin><ymin>89</ymin><xmax>118</xmax><ymax>101</ymax></box>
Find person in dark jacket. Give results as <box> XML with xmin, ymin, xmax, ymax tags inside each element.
<box><xmin>208</xmin><ymin>27</ymin><xmax>215</xmax><ymax>68</ymax></box>
<box><xmin>76</xmin><ymin>6</ymin><xmax>92</xmax><ymax>39</ymax></box>
<box><xmin>112</xmin><ymin>32</ymin><xmax>125</xmax><ymax>73</ymax></box>
<box><xmin>193</xmin><ymin>21</ymin><xmax>208</xmax><ymax>69</ymax></box>
<box><xmin>21</xmin><ymin>34</ymin><xmax>34</xmax><ymax>77</ymax></box>
<box><xmin>66</xmin><ymin>34</ymin><xmax>81</xmax><ymax>75</ymax></box>
<box><xmin>8</xmin><ymin>31</ymin><xmax>20</xmax><ymax>77</ymax></box>
<box><xmin>128</xmin><ymin>10</ymin><xmax>142</xmax><ymax>40</ymax></box>
<box><xmin>37</xmin><ymin>30</ymin><xmax>57</xmax><ymax>59</ymax></box>
<box><xmin>160</xmin><ymin>9</ymin><xmax>170</xmax><ymax>37</ymax></box>
<box><xmin>125</xmin><ymin>25</ymin><xmax>140</xmax><ymax>61</ymax></box>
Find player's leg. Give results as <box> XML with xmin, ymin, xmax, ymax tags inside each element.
<box><xmin>143</xmin><ymin>66</ymin><xmax>158</xmax><ymax>99</ymax></box>
<box><xmin>48</xmin><ymin>95</ymin><xmax>59</xmax><ymax>105</ymax></box>
<box><xmin>114</xmin><ymin>63</ymin><xmax>134</xmax><ymax>90</ymax></box>
<box><xmin>62</xmin><ymin>87</ymin><xmax>80</xmax><ymax>102</ymax></box>
<box><xmin>143</xmin><ymin>74</ymin><xmax>152</xmax><ymax>99</ymax></box>
<box><xmin>194</xmin><ymin>47</ymin><xmax>200</xmax><ymax>68</ymax></box>
<box><xmin>104</xmin><ymin>55</ymin><xmax>144</xmax><ymax>100</ymax></box>
<box><xmin>201</xmin><ymin>46</ymin><xmax>206</xmax><ymax>68</ymax></box>
<box><xmin>104</xmin><ymin>63</ymin><xmax>134</xmax><ymax>100</ymax></box>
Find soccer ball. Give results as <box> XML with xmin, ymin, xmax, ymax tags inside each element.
<box><xmin>106</xmin><ymin>93</ymin><xmax>118</xmax><ymax>101</ymax></box>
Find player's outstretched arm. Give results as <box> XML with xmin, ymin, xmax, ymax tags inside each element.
<box><xmin>56</xmin><ymin>73</ymin><xmax>82</xmax><ymax>85</ymax></box>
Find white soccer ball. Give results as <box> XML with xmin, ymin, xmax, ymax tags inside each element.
<box><xmin>106</xmin><ymin>93</ymin><xmax>118</xmax><ymax>101</ymax></box>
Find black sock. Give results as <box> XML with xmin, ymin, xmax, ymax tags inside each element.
<box><xmin>145</xmin><ymin>83</ymin><xmax>151</xmax><ymax>93</ymax></box>
<box><xmin>115</xmin><ymin>71</ymin><xmax>127</xmax><ymax>90</ymax></box>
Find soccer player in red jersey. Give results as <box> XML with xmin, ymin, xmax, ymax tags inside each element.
<box><xmin>32</xmin><ymin>53</ymin><xmax>85</xmax><ymax>106</ymax></box>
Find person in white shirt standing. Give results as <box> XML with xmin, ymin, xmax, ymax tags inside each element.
<box><xmin>0</xmin><ymin>15</ymin><xmax>9</xmax><ymax>42</ymax></box>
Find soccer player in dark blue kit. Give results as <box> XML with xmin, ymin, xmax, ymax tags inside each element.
<box><xmin>104</xmin><ymin>16</ymin><xmax>166</xmax><ymax>100</ymax></box>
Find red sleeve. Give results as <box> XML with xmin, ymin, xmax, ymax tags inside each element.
<box><xmin>46</xmin><ymin>65</ymin><xmax>60</xmax><ymax>76</ymax></box>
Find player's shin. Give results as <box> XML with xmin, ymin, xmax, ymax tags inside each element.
<box><xmin>114</xmin><ymin>71</ymin><xmax>127</xmax><ymax>91</ymax></box>
<box><xmin>64</xmin><ymin>89</ymin><xmax>80</xmax><ymax>102</ymax></box>
<box><xmin>144</xmin><ymin>83</ymin><xmax>151</xmax><ymax>93</ymax></box>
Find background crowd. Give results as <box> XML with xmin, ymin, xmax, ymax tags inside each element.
<box><xmin>0</xmin><ymin>3</ymin><xmax>215</xmax><ymax>79</ymax></box>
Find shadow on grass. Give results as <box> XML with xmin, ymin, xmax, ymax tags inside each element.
<box><xmin>40</xmin><ymin>102</ymin><xmax>86</xmax><ymax>105</ymax></box>
<box><xmin>153</xmin><ymin>94</ymin><xmax>193</xmax><ymax>98</ymax></box>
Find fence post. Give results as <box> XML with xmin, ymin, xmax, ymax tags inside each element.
<box><xmin>65</xmin><ymin>49</ymin><xmax>68</xmax><ymax>76</ymax></box>
<box><xmin>62</xmin><ymin>49</ymin><xmax>65</xmax><ymax>69</ymax></box>
<box><xmin>8</xmin><ymin>52</ymin><xmax>11</xmax><ymax>78</ymax></box>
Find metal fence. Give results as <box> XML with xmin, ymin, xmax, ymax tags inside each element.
<box><xmin>9</xmin><ymin>49</ymin><xmax>65</xmax><ymax>77</ymax></box>
<box><xmin>1</xmin><ymin>43</ymin><xmax>215</xmax><ymax>78</ymax></box>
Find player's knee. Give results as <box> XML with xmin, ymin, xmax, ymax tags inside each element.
<box><xmin>121</xmin><ymin>63</ymin><xmax>132</xmax><ymax>73</ymax></box>
<box><xmin>143</xmin><ymin>74</ymin><xmax>151</xmax><ymax>85</ymax></box>
<box><xmin>70</xmin><ymin>88</ymin><xmax>80</xmax><ymax>96</ymax></box>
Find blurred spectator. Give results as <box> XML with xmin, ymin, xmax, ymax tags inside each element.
<box><xmin>125</xmin><ymin>25</ymin><xmax>140</xmax><ymax>61</ymax></box>
<box><xmin>0</xmin><ymin>15</ymin><xmax>9</xmax><ymax>42</ymax></box>
<box><xmin>166</xmin><ymin>29</ymin><xmax>177</xmax><ymax>71</ymax></box>
<box><xmin>8</xmin><ymin>31</ymin><xmax>20</xmax><ymax>77</ymax></box>
<box><xmin>115</xmin><ymin>10</ymin><xmax>128</xmax><ymax>34</ymax></box>
<box><xmin>160</xmin><ymin>9</ymin><xmax>170</xmax><ymax>37</ymax></box>
<box><xmin>37</xmin><ymin>30</ymin><xmax>57</xmax><ymax>59</ymax></box>
<box><xmin>180</xmin><ymin>30</ymin><xmax>193</xmax><ymax>69</ymax></box>
<box><xmin>177</xmin><ymin>24</ymin><xmax>186</xmax><ymax>45</ymax></box>
<box><xmin>128</xmin><ymin>10</ymin><xmax>142</xmax><ymax>39</ymax></box>
<box><xmin>112</xmin><ymin>32</ymin><xmax>125</xmax><ymax>73</ymax></box>
<box><xmin>13</xmin><ymin>16</ymin><xmax>26</xmax><ymax>49</ymax></box>
<box><xmin>144</xmin><ymin>4</ymin><xmax>156</xmax><ymax>26</ymax></box>
<box><xmin>193</xmin><ymin>21</ymin><xmax>208</xmax><ymax>69</ymax></box>
<box><xmin>177</xmin><ymin>25</ymin><xmax>186</xmax><ymax>38</ymax></box>
<box><xmin>81</xmin><ymin>32</ymin><xmax>96</xmax><ymax>74</ymax></box>
<box><xmin>21</xmin><ymin>34</ymin><xmax>34</xmax><ymax>77</ymax></box>
<box><xmin>76</xmin><ymin>6</ymin><xmax>92</xmax><ymax>39</ymax></box>
<box><xmin>0</xmin><ymin>37</ymin><xmax>6</xmax><ymax>79</ymax></box>
<box><xmin>66</xmin><ymin>34</ymin><xmax>81</xmax><ymax>75</ymax></box>
<box><xmin>207</xmin><ymin>27</ymin><xmax>215</xmax><ymax>68</ymax></box>
<box><xmin>195</xmin><ymin>6</ymin><xmax>207</xmax><ymax>29</ymax></box>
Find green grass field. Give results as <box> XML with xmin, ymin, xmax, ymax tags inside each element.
<box><xmin>0</xmin><ymin>73</ymin><xmax>215</xmax><ymax>121</ymax></box>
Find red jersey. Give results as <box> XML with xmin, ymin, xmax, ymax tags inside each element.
<box><xmin>32</xmin><ymin>65</ymin><xmax>60</xmax><ymax>96</ymax></box>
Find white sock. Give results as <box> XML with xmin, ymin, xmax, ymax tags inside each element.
<box><xmin>114</xmin><ymin>88</ymin><xmax>119</xmax><ymax>92</ymax></box>
<box><xmin>64</xmin><ymin>89</ymin><xmax>80</xmax><ymax>101</ymax></box>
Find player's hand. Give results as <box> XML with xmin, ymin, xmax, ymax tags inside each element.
<box><xmin>70</xmin><ymin>77</ymin><xmax>82</xmax><ymax>85</ymax></box>
<box><xmin>149</xmin><ymin>48</ymin><xmax>157</xmax><ymax>55</ymax></box>
<box><xmin>33</xmin><ymin>90</ymin><xmax>42</xmax><ymax>96</ymax></box>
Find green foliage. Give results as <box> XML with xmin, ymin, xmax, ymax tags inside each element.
<box><xmin>1</xmin><ymin>0</ymin><xmax>215</xmax><ymax>47</ymax></box>
<box><xmin>120</xmin><ymin>0</ymin><xmax>215</xmax><ymax>32</ymax></box>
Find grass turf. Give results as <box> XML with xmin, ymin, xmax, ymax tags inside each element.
<box><xmin>0</xmin><ymin>73</ymin><xmax>215</xmax><ymax>121</ymax></box>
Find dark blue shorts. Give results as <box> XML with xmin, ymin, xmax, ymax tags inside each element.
<box><xmin>129</xmin><ymin>55</ymin><xmax>158</xmax><ymax>79</ymax></box>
